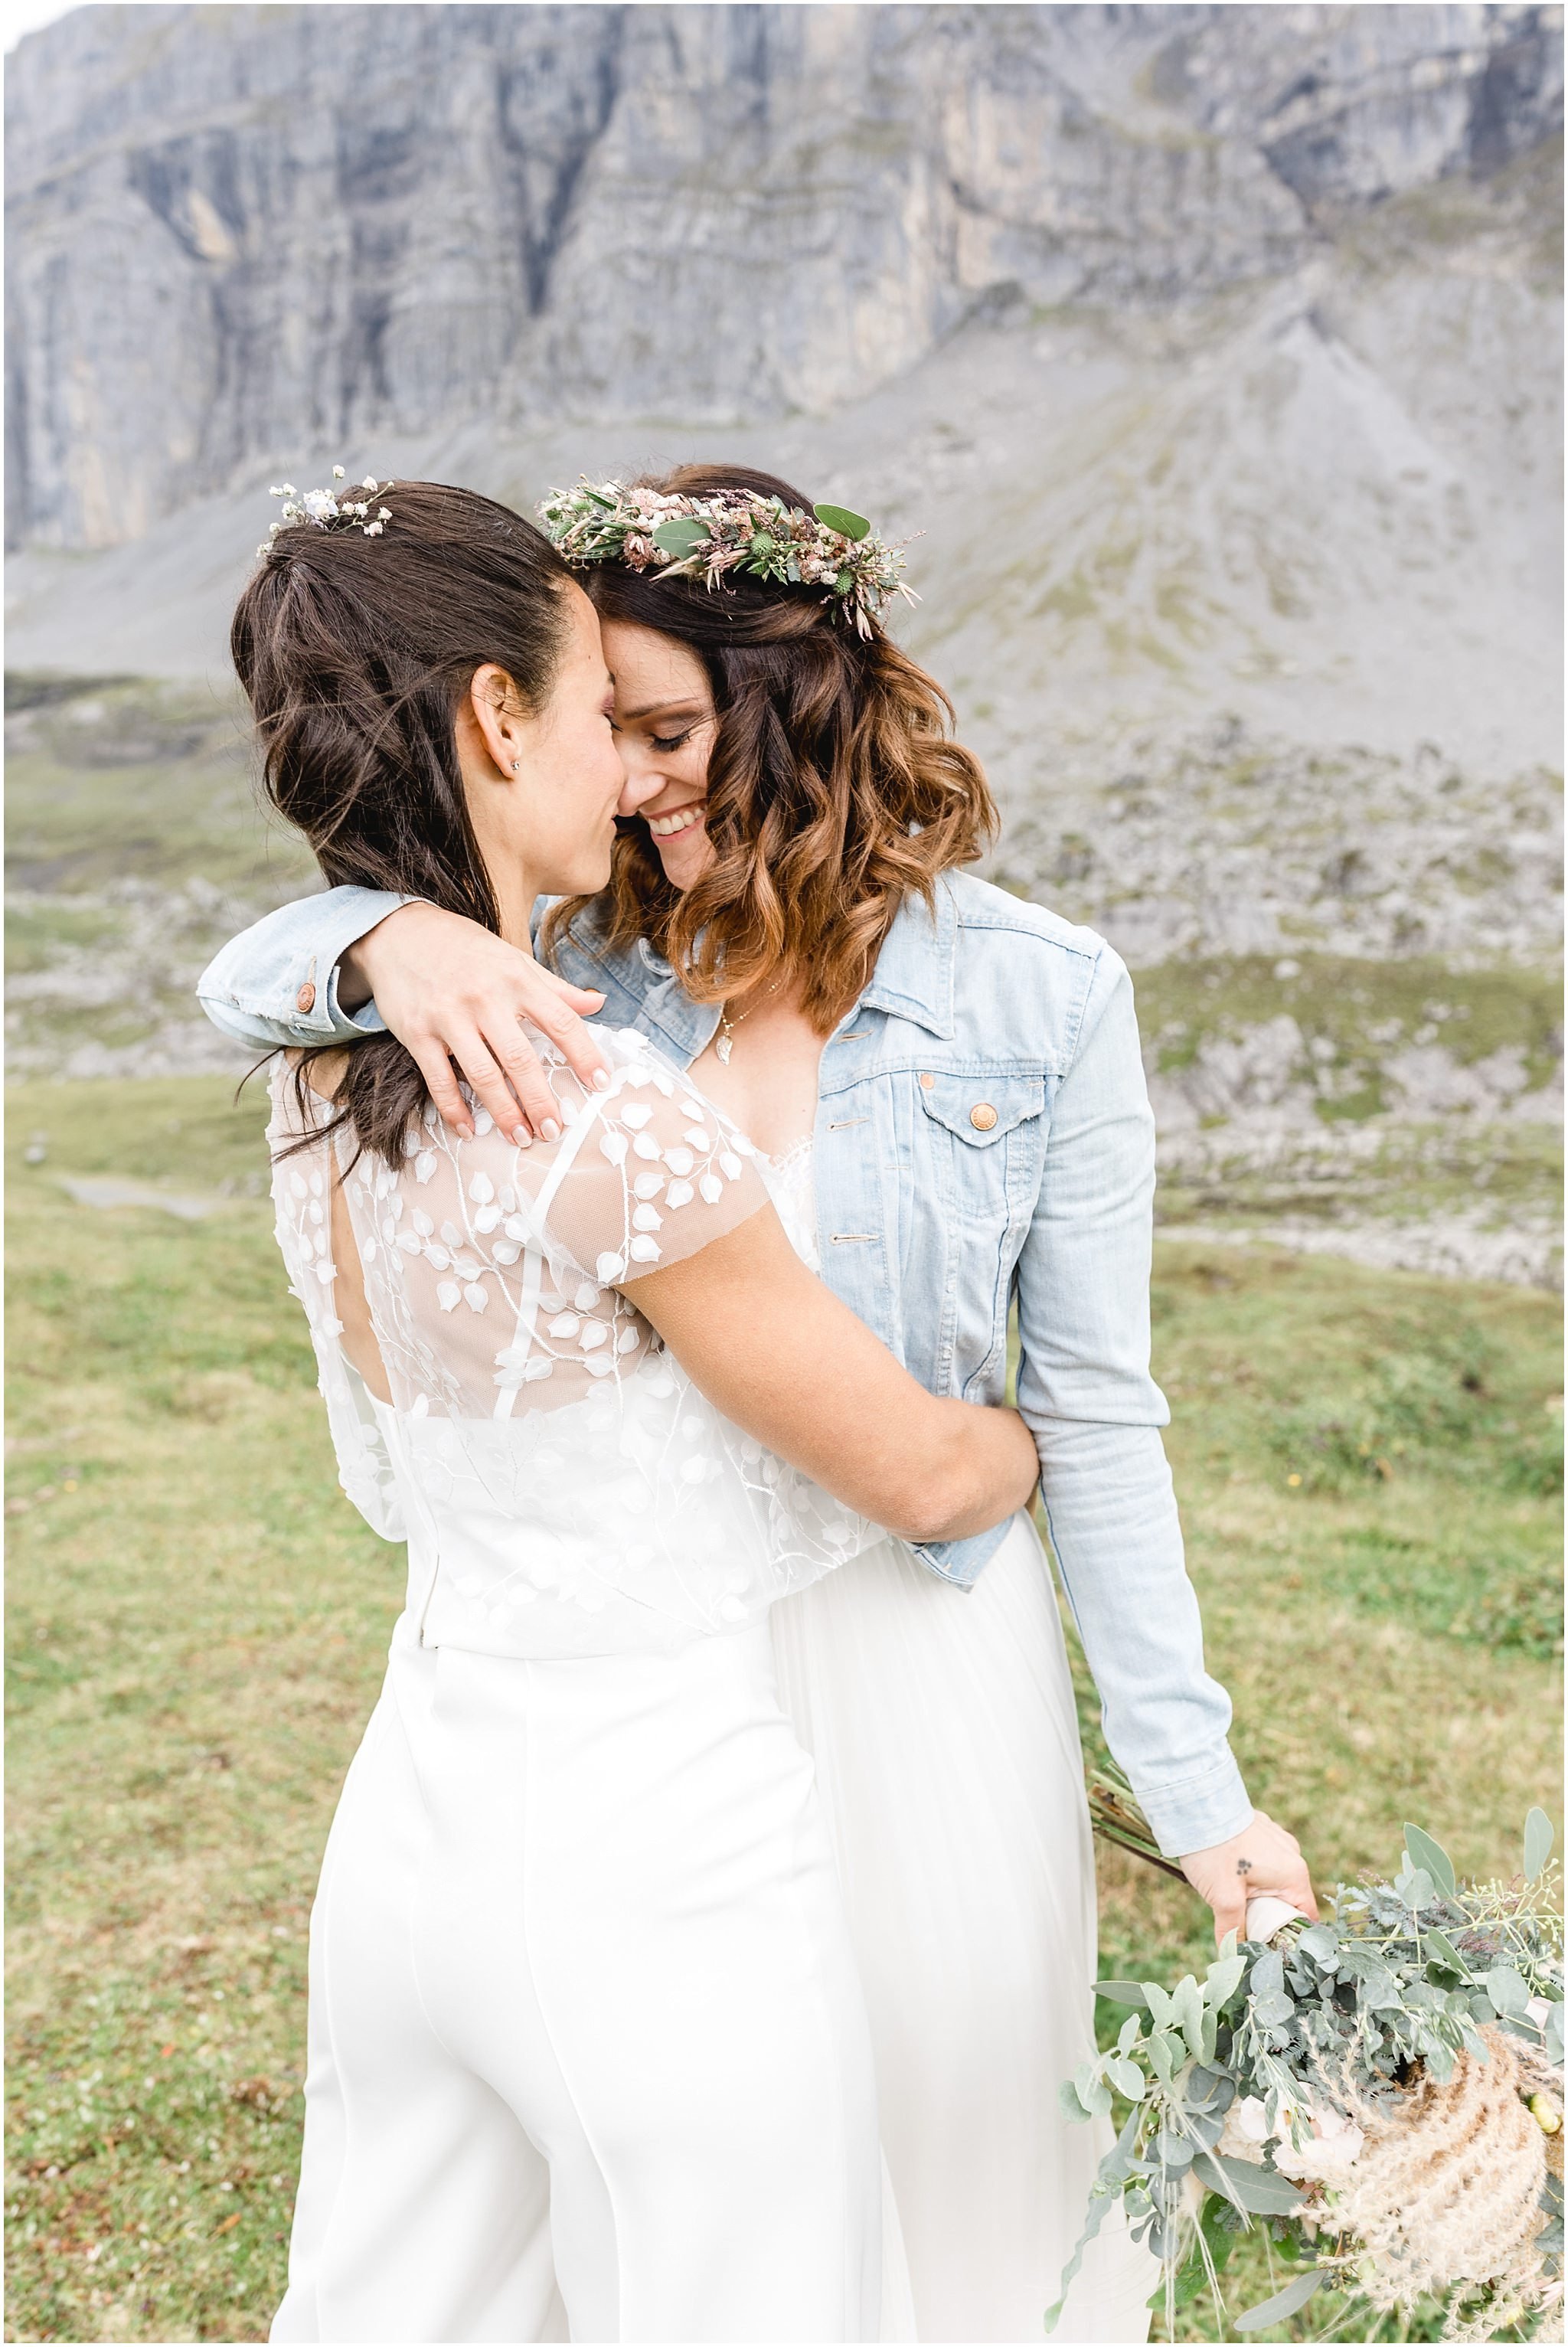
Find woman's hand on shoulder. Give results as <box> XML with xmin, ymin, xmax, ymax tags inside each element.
<box><xmin>344</xmin><ymin>903</ymin><xmax>610</xmax><ymax>1142</ymax></box>
<box><xmin>1178</xmin><ymin>1810</ymin><xmax>1320</xmax><ymax>1948</ymax></box>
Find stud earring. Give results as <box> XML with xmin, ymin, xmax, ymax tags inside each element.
<box><xmin>511</xmin><ymin>759</ymin><xmax>521</xmax><ymax>772</ymax></box>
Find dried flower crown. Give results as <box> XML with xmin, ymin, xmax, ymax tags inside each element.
<box><xmin>256</xmin><ymin>467</ymin><xmax>394</xmax><ymax>558</ymax></box>
<box><xmin>537</xmin><ymin>478</ymin><xmax>915</xmax><ymax>636</ymax></box>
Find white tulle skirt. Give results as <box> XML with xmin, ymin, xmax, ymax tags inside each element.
<box><xmin>769</xmin><ymin>1509</ymin><xmax>1157</xmax><ymax>2344</ymax></box>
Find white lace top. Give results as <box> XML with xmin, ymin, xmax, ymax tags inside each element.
<box><xmin>270</xmin><ymin>1028</ymin><xmax>875</xmax><ymax>1658</ymax></box>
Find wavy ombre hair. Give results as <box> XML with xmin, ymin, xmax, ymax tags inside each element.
<box><xmin>543</xmin><ymin>464</ymin><xmax>997</xmax><ymax>1032</ymax></box>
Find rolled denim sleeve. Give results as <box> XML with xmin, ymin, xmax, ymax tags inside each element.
<box><xmin>194</xmin><ymin>887</ymin><xmax>410</xmax><ymax>1049</ymax></box>
<box><xmin>1015</xmin><ymin>945</ymin><xmax>1253</xmax><ymax>1857</ymax></box>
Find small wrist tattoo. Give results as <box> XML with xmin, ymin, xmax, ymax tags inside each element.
<box><xmin>1236</xmin><ymin>1857</ymin><xmax>1254</xmax><ymax>1876</ymax></box>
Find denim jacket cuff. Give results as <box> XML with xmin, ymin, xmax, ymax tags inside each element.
<box><xmin>320</xmin><ymin>959</ymin><xmax>389</xmax><ymax>1038</ymax></box>
<box><xmin>905</xmin><ymin>1520</ymin><xmax>1008</xmax><ymax>1588</ymax></box>
<box><xmin>195</xmin><ymin>888</ymin><xmax>413</xmax><ymax>1046</ymax></box>
<box><xmin>1127</xmin><ymin>1748</ymin><xmax>1253</xmax><ymax>1861</ymax></box>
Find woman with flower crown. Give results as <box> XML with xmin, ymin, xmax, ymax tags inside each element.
<box><xmin>203</xmin><ymin>466</ymin><xmax>1319</xmax><ymax>2342</ymax></box>
<box><xmin>231</xmin><ymin>476</ymin><xmax>1042</xmax><ymax>2342</ymax></box>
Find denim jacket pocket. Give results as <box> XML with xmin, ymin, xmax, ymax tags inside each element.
<box><xmin>916</xmin><ymin>1074</ymin><xmax>1044</xmax><ymax>1151</ymax></box>
<box><xmin>913</xmin><ymin>1074</ymin><xmax>1046</xmax><ymax>1394</ymax></box>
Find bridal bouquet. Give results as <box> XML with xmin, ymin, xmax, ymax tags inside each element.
<box><xmin>1054</xmin><ymin>1781</ymin><xmax>1564</xmax><ymax>2342</ymax></box>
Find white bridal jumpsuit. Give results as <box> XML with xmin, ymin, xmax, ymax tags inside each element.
<box><xmin>266</xmin><ymin>1034</ymin><xmax>905</xmax><ymax>2345</ymax></box>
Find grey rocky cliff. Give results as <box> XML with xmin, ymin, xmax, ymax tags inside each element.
<box><xmin>6</xmin><ymin>3</ymin><xmax>1561</xmax><ymax>549</ymax></box>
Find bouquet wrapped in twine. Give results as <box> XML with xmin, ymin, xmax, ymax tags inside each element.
<box><xmin>1056</xmin><ymin>1776</ymin><xmax>1564</xmax><ymax>2341</ymax></box>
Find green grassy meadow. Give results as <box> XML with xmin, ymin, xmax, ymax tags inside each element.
<box><xmin>5</xmin><ymin>1074</ymin><xmax>1560</xmax><ymax>2342</ymax></box>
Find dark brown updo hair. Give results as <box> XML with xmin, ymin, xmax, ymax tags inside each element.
<box><xmin>543</xmin><ymin>463</ymin><xmax>997</xmax><ymax>1034</ymax></box>
<box><xmin>231</xmin><ymin>479</ymin><xmax>573</xmax><ymax>1159</ymax></box>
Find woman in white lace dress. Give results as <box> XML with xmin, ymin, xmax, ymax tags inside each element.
<box><xmin>234</xmin><ymin>482</ymin><xmax>1039</xmax><ymax>2342</ymax></box>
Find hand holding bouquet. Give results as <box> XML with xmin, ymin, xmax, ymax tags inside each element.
<box><xmin>1058</xmin><ymin>1781</ymin><xmax>1563</xmax><ymax>2341</ymax></box>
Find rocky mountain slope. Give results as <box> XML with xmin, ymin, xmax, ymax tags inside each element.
<box><xmin>7</xmin><ymin>5</ymin><xmax>1561</xmax><ymax>551</ymax></box>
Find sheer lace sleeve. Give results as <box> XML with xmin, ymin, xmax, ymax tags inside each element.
<box><xmin>346</xmin><ymin>1027</ymin><xmax>768</xmax><ymax>1421</ymax></box>
<box><xmin>266</xmin><ymin>1064</ymin><xmax>405</xmax><ymax>1544</ymax></box>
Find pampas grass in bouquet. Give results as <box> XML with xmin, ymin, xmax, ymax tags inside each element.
<box><xmin>1055</xmin><ymin>1773</ymin><xmax>1563</xmax><ymax>2341</ymax></box>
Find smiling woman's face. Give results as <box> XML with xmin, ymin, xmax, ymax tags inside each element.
<box><xmin>601</xmin><ymin>618</ymin><xmax>718</xmax><ymax>892</ymax></box>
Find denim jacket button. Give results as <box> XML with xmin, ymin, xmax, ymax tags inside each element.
<box><xmin>296</xmin><ymin>981</ymin><xmax>317</xmax><ymax>1014</ymax></box>
<box><xmin>969</xmin><ymin>1102</ymin><xmax>998</xmax><ymax>1131</ymax></box>
<box><xmin>919</xmin><ymin>1071</ymin><xmax>935</xmax><ymax>1090</ymax></box>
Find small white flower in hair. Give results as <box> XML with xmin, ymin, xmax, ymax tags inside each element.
<box><xmin>255</xmin><ymin>466</ymin><xmax>392</xmax><ymax>558</ymax></box>
<box><xmin>361</xmin><ymin>476</ymin><xmax>380</xmax><ymax>492</ymax></box>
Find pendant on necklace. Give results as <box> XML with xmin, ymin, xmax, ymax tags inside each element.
<box><xmin>715</xmin><ymin>1032</ymin><xmax>733</xmax><ymax>1064</ymax></box>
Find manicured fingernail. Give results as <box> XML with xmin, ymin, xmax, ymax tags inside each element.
<box><xmin>541</xmin><ymin>1119</ymin><xmax>561</xmax><ymax>1143</ymax></box>
<box><xmin>592</xmin><ymin>1068</ymin><xmax>612</xmax><ymax>1090</ymax></box>
<box><xmin>511</xmin><ymin>1126</ymin><xmax>532</xmax><ymax>1149</ymax></box>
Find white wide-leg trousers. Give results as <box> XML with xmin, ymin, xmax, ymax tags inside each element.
<box><xmin>272</xmin><ymin>1621</ymin><xmax>884</xmax><ymax>2344</ymax></box>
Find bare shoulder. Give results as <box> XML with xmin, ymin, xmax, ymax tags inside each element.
<box><xmin>285</xmin><ymin>1046</ymin><xmax>351</xmax><ymax>1103</ymax></box>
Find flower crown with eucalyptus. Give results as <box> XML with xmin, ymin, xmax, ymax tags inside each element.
<box><xmin>256</xmin><ymin>467</ymin><xmax>394</xmax><ymax>558</ymax></box>
<box><xmin>536</xmin><ymin>478</ymin><xmax>916</xmax><ymax>638</ymax></box>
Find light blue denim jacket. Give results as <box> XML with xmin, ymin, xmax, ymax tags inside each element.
<box><xmin>198</xmin><ymin>874</ymin><xmax>1251</xmax><ymax>1853</ymax></box>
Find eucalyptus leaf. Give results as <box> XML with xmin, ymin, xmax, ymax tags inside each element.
<box><xmin>1151</xmin><ymin>2131</ymin><xmax>1194</xmax><ymax>2169</ymax></box>
<box><xmin>1525</xmin><ymin>1806</ymin><xmax>1556</xmax><ymax>1883</ymax></box>
<box><xmin>1057</xmin><ymin>2079</ymin><xmax>1090</xmax><ymax>2123</ymax></box>
<box><xmin>1186</xmin><ymin>2065</ymin><xmax>1236</xmax><ymax>2113</ymax></box>
<box><xmin>1171</xmin><ymin>1974</ymin><xmax>1206</xmax><ymax>2058</ymax></box>
<box><xmin>1142</xmin><ymin>1980</ymin><xmax>1175</xmax><ymax>2030</ymax></box>
<box><xmin>1204</xmin><ymin>1953</ymin><xmax>1247</xmax><ymax>2006</ymax></box>
<box><xmin>1096</xmin><ymin>1980</ymin><xmax>1150</xmax><ymax>2010</ymax></box>
<box><xmin>1146</xmin><ymin>2028</ymin><xmax>1180</xmax><ymax>2086</ymax></box>
<box><xmin>1295</xmin><ymin>1923</ymin><xmax>1340</xmax><ymax>1964</ymax></box>
<box><xmin>1234</xmin><ymin>2268</ymin><xmax>1325</xmax><ymax>2329</ymax></box>
<box><xmin>813</xmin><ymin>501</ymin><xmax>871</xmax><ymax>541</ymax></box>
<box><xmin>1046</xmin><ymin>2116</ymin><xmax>1138</xmax><ymax>2336</ymax></box>
<box><xmin>1485</xmin><ymin>1964</ymin><xmax>1530</xmax><ymax>2020</ymax></box>
<box><xmin>1045</xmin><ymin>2188</ymin><xmax>1112</xmax><ymax>2334</ymax></box>
<box><xmin>1402</xmin><ymin>1823</ymin><xmax>1457</xmax><ymax>1898</ymax></box>
<box><xmin>1250</xmin><ymin>1950</ymin><xmax>1284</xmax><ymax>1999</ymax></box>
<box><xmin>652</xmin><ymin>516</ymin><xmax>710</xmax><ymax>557</ymax></box>
<box><xmin>1102</xmin><ymin>2109</ymin><xmax>1145</xmax><ymax>2184</ymax></box>
<box><xmin>1423</xmin><ymin>1927</ymin><xmax>1470</xmax><ymax>1979</ymax></box>
<box><xmin>1191</xmin><ymin>2149</ymin><xmax>1305</xmax><ymax>2215</ymax></box>
<box><xmin>1106</xmin><ymin>2058</ymin><xmax>1145</xmax><ymax>2100</ymax></box>
<box><xmin>1250</xmin><ymin>1990</ymin><xmax>1295</xmax><ymax>2028</ymax></box>
<box><xmin>1116</xmin><ymin>2014</ymin><xmax>1142</xmax><ymax>2054</ymax></box>
<box><xmin>1394</xmin><ymin>1863</ymin><xmax>1436</xmax><ymax>1911</ymax></box>
<box><xmin>1546</xmin><ymin>2002</ymin><xmax>1564</xmax><ymax>2064</ymax></box>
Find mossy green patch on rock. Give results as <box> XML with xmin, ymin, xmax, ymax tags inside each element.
<box><xmin>1135</xmin><ymin>952</ymin><xmax>1563</xmax><ymax>1103</ymax></box>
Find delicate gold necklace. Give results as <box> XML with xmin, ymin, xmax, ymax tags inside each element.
<box><xmin>714</xmin><ymin>975</ymin><xmax>783</xmax><ymax>1064</ymax></box>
